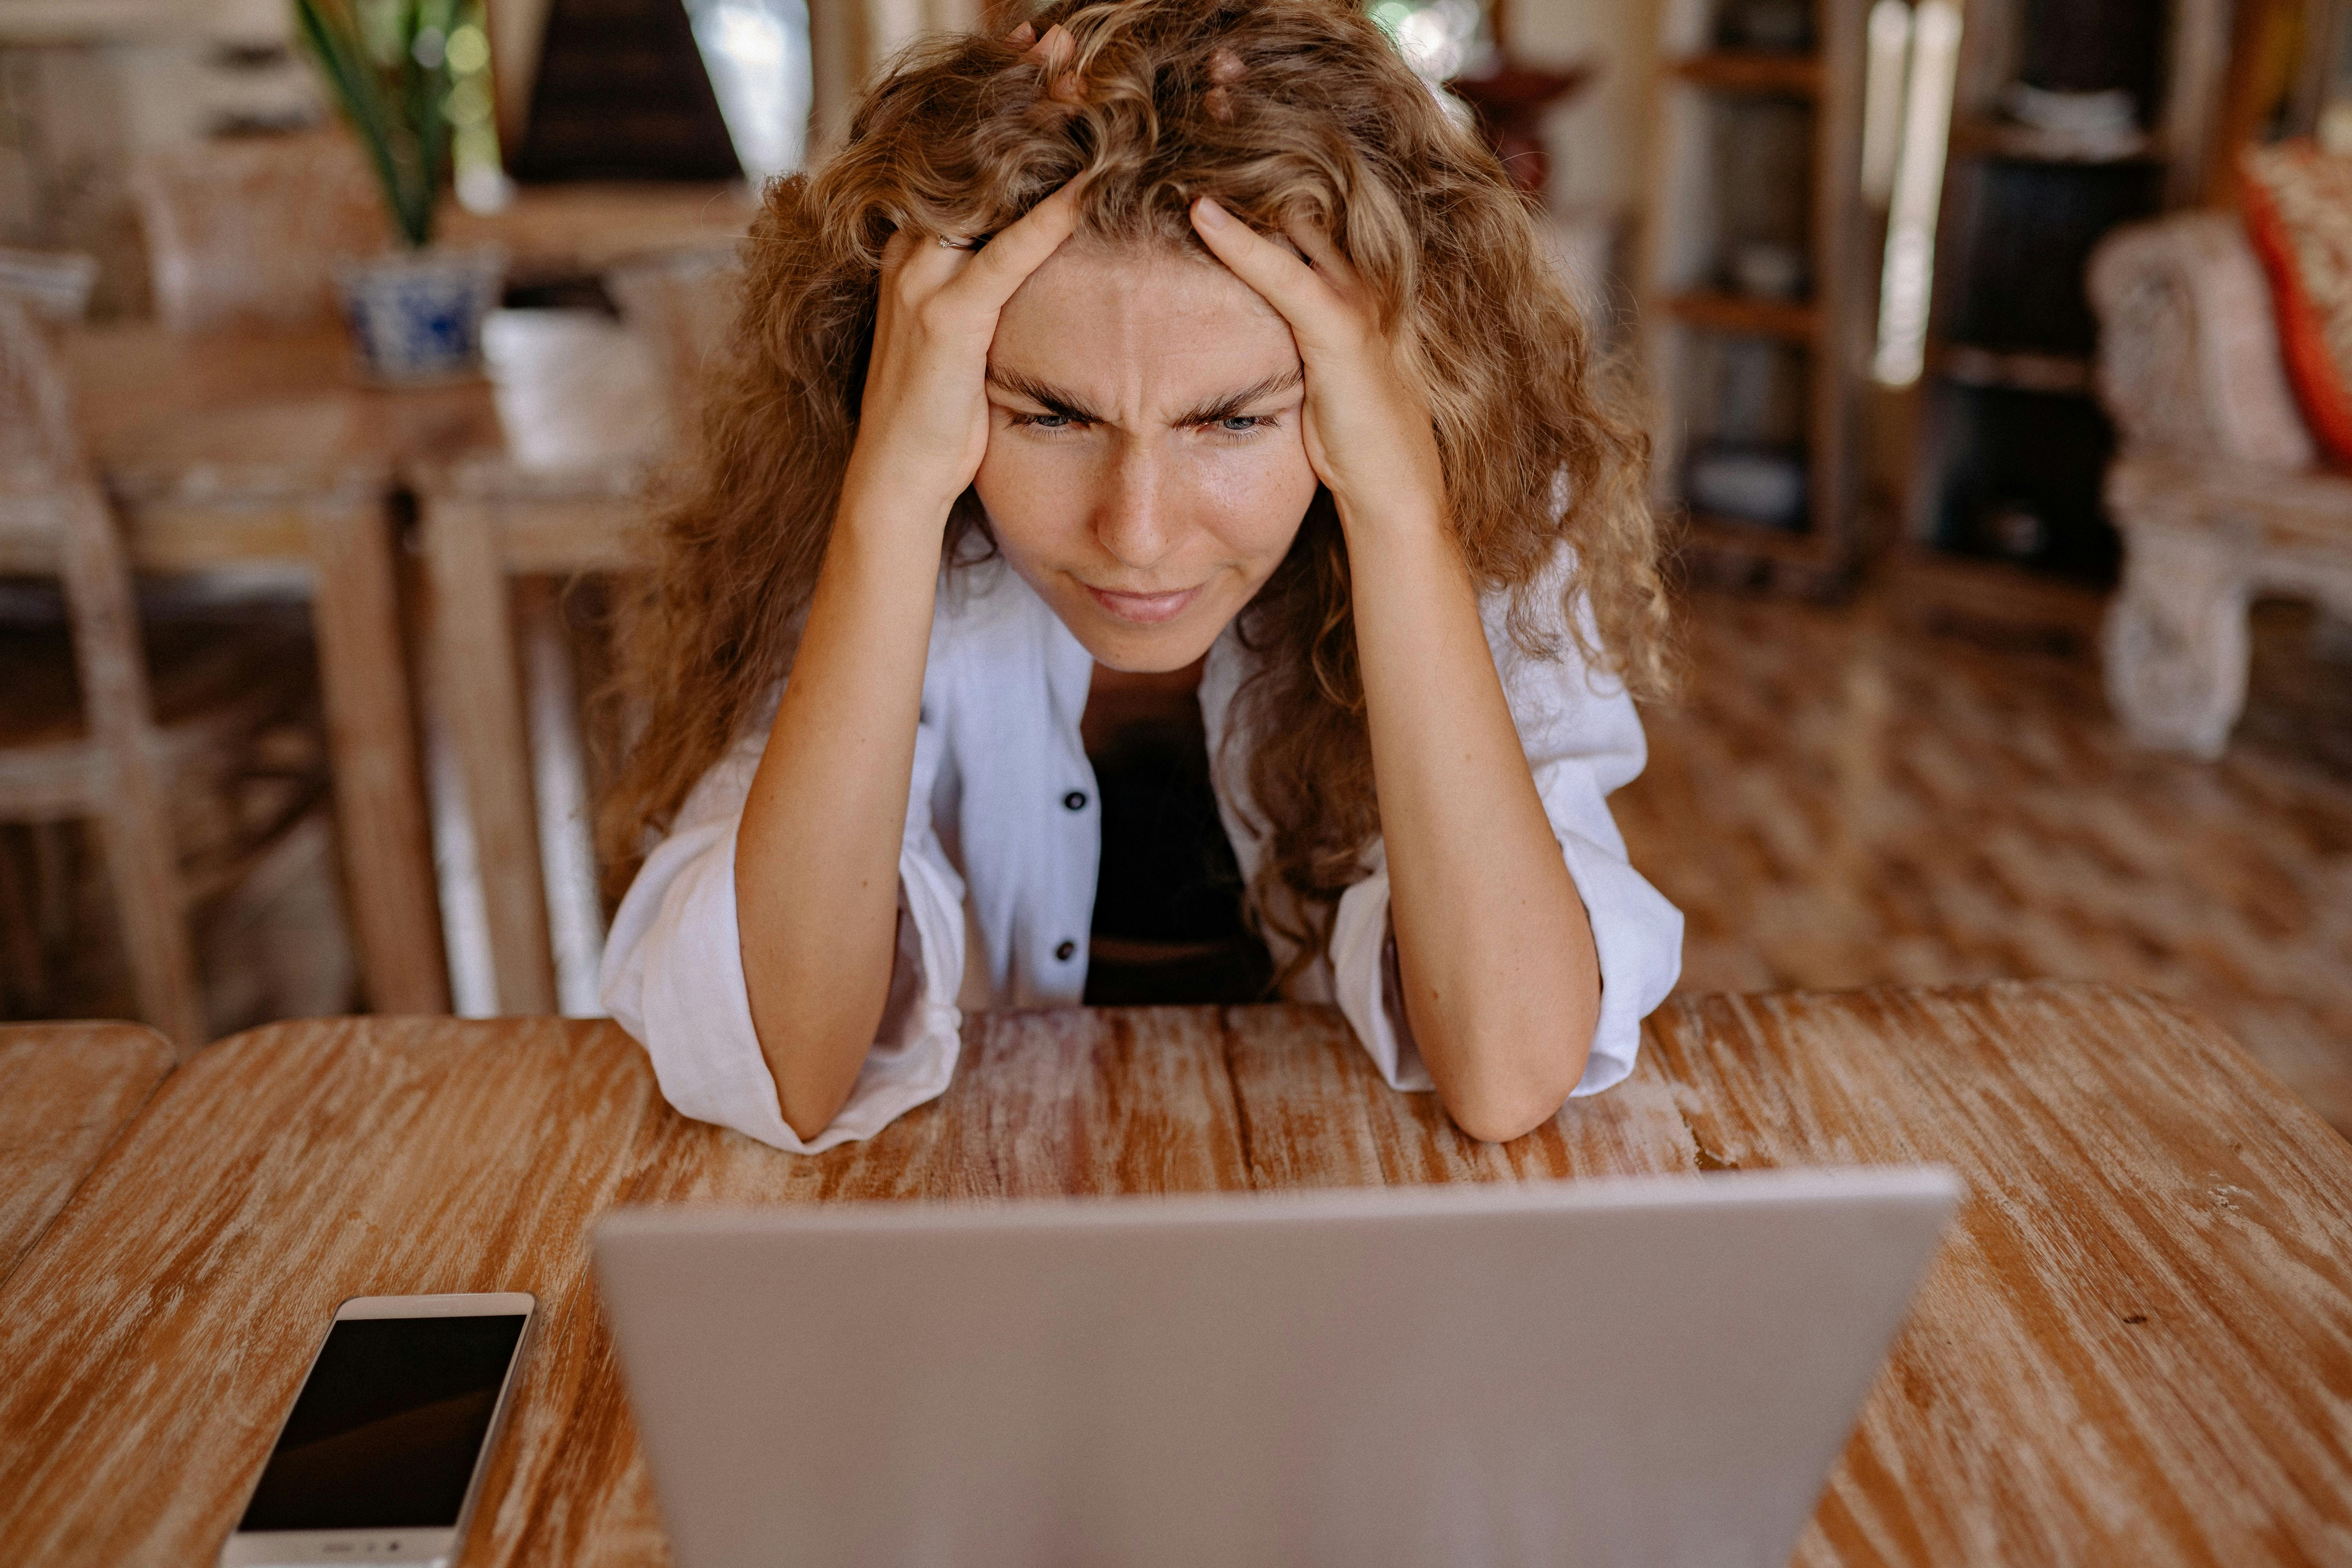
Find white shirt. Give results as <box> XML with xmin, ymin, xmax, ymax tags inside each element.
<box><xmin>600</xmin><ymin>548</ymin><xmax>1683</xmax><ymax>1152</ymax></box>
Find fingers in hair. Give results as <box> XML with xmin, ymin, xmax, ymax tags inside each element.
<box><xmin>882</xmin><ymin>226</ymin><xmax>975</xmax><ymax>298</ymax></box>
<box><xmin>941</xmin><ymin>176</ymin><xmax>1088</xmax><ymax>309</ymax></box>
<box><xmin>1023</xmin><ymin>22</ymin><xmax>1074</xmax><ymax>69</ymax></box>
<box><xmin>1189</xmin><ymin>197</ymin><xmax>1337</xmax><ymax>326</ymax></box>
<box><xmin>1283</xmin><ymin>220</ymin><xmax>1361</xmax><ymax>291</ymax></box>
<box><xmin>881</xmin><ymin>224</ymin><xmax>954</xmax><ymax>282</ymax></box>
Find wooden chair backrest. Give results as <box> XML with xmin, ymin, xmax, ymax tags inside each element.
<box><xmin>0</xmin><ymin>257</ymin><xmax>201</xmax><ymax>1046</ymax></box>
<box><xmin>131</xmin><ymin>132</ymin><xmax>392</xmax><ymax>334</ymax></box>
<box><xmin>0</xmin><ymin>248</ymin><xmax>98</xmax><ymax>326</ymax></box>
<box><xmin>0</xmin><ymin>252</ymin><xmax>94</xmax><ymax>497</ymax></box>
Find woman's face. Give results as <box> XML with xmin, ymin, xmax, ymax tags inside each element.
<box><xmin>975</xmin><ymin>239</ymin><xmax>1320</xmax><ymax>673</ymax></box>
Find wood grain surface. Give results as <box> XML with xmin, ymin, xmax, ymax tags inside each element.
<box><xmin>0</xmin><ymin>1021</ymin><xmax>174</xmax><ymax>1285</ymax></box>
<box><xmin>1646</xmin><ymin>986</ymin><xmax>2352</xmax><ymax>1567</ymax></box>
<box><xmin>2</xmin><ymin>984</ymin><xmax>2349</xmax><ymax>1564</ymax></box>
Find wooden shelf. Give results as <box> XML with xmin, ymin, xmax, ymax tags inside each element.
<box><xmin>1663</xmin><ymin>289</ymin><xmax>1821</xmax><ymax>343</ymax></box>
<box><xmin>1930</xmin><ymin>342</ymin><xmax>2095</xmax><ymax>396</ymax></box>
<box><xmin>1667</xmin><ymin>51</ymin><xmax>1824</xmax><ymax>98</ymax></box>
<box><xmin>1950</xmin><ymin>115</ymin><xmax>2158</xmax><ymax>167</ymax></box>
<box><xmin>1642</xmin><ymin>4</ymin><xmax>1869</xmax><ymax>599</ymax></box>
<box><xmin>1895</xmin><ymin>0</ymin><xmax>2227</xmax><ymax>598</ymax></box>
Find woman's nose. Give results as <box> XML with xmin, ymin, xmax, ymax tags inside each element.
<box><xmin>1093</xmin><ymin>441</ymin><xmax>1177</xmax><ymax>573</ymax></box>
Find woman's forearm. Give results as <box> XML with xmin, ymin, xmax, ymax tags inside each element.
<box><xmin>1343</xmin><ymin>501</ymin><xmax>1601</xmax><ymax>1143</ymax></box>
<box><xmin>1176</xmin><ymin>197</ymin><xmax>1602</xmax><ymax>1140</ymax></box>
<box><xmin>735</xmin><ymin>491</ymin><xmax>944</xmax><ymax>1140</ymax></box>
<box><xmin>728</xmin><ymin>180</ymin><xmax>1085</xmax><ymax>1141</ymax></box>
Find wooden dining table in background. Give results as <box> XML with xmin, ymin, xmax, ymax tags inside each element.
<box><xmin>3</xmin><ymin>980</ymin><xmax>2350</xmax><ymax>1564</ymax></box>
<box><xmin>57</xmin><ymin>306</ymin><xmax>670</xmax><ymax>1019</ymax></box>
<box><xmin>439</xmin><ymin>182</ymin><xmax>759</xmax><ymax>292</ymax></box>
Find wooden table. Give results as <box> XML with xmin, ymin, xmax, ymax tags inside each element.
<box><xmin>55</xmin><ymin>325</ymin><xmax>456</xmax><ymax>1015</ymax></box>
<box><xmin>440</xmin><ymin>183</ymin><xmax>757</xmax><ymax>291</ymax></box>
<box><xmin>51</xmin><ymin>311</ymin><xmax>662</xmax><ymax>1018</ymax></box>
<box><xmin>4</xmin><ymin>982</ymin><xmax>2350</xmax><ymax>1564</ymax></box>
<box><xmin>0</xmin><ymin>1020</ymin><xmax>172</xmax><ymax>1283</ymax></box>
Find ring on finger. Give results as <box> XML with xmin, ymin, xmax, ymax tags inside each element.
<box><xmin>937</xmin><ymin>234</ymin><xmax>985</xmax><ymax>250</ymax></box>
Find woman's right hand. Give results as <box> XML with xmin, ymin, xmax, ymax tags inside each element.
<box><xmin>842</xmin><ymin>176</ymin><xmax>1090</xmax><ymax>529</ymax></box>
<box><xmin>740</xmin><ymin>163</ymin><xmax>1086</xmax><ymax>1142</ymax></box>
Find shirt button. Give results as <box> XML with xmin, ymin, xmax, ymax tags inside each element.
<box><xmin>1063</xmin><ymin>790</ymin><xmax>1088</xmax><ymax>811</ymax></box>
<box><xmin>1055</xmin><ymin>940</ymin><xmax>1077</xmax><ymax>962</ymax></box>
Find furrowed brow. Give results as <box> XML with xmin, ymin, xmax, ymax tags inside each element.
<box><xmin>1172</xmin><ymin>367</ymin><xmax>1305</xmax><ymax>427</ymax></box>
<box><xmin>985</xmin><ymin>367</ymin><xmax>1109</xmax><ymax>423</ymax></box>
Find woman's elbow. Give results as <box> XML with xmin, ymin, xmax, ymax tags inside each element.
<box><xmin>778</xmin><ymin>1093</ymin><xmax>847</xmax><ymax>1145</ymax></box>
<box><xmin>1414</xmin><ymin>991</ymin><xmax>1596</xmax><ymax>1143</ymax></box>
<box><xmin>1434</xmin><ymin>1038</ymin><xmax>1591</xmax><ymax>1143</ymax></box>
<box><xmin>762</xmin><ymin>1019</ymin><xmax>873</xmax><ymax>1143</ymax></box>
<box><xmin>1442</xmin><ymin>1073</ymin><xmax>1580</xmax><ymax>1144</ymax></box>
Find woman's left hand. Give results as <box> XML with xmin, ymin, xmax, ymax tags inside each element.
<box><xmin>1188</xmin><ymin>197</ymin><xmax>1445</xmax><ymax>535</ymax></box>
<box><xmin>1190</xmin><ymin>198</ymin><xmax>1600</xmax><ymax>1145</ymax></box>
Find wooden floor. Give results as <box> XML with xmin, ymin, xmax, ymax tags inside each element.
<box><xmin>1617</xmin><ymin>589</ymin><xmax>2352</xmax><ymax>1138</ymax></box>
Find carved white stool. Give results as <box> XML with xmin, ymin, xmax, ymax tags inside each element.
<box><xmin>2102</xmin><ymin>456</ymin><xmax>2352</xmax><ymax>757</ymax></box>
<box><xmin>2091</xmin><ymin>213</ymin><xmax>2352</xmax><ymax>758</ymax></box>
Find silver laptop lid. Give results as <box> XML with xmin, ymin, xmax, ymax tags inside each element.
<box><xmin>595</xmin><ymin>1167</ymin><xmax>1959</xmax><ymax>1568</ymax></box>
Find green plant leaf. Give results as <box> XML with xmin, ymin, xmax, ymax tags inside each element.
<box><xmin>291</xmin><ymin>0</ymin><xmax>461</xmax><ymax>248</ymax></box>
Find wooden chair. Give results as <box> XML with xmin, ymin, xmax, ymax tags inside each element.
<box><xmin>408</xmin><ymin>309</ymin><xmax>665</xmax><ymax>1016</ymax></box>
<box><xmin>411</xmin><ymin>253</ymin><xmax>737</xmax><ymax>1016</ymax></box>
<box><xmin>0</xmin><ymin>253</ymin><xmax>327</xmax><ymax>1051</ymax></box>
<box><xmin>129</xmin><ymin>131</ymin><xmax>389</xmax><ymax>334</ymax></box>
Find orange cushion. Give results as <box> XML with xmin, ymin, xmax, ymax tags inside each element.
<box><xmin>2243</xmin><ymin>141</ymin><xmax>2352</xmax><ymax>465</ymax></box>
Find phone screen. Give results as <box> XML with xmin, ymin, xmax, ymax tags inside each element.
<box><xmin>237</xmin><ymin>1313</ymin><xmax>529</xmax><ymax>1533</ymax></box>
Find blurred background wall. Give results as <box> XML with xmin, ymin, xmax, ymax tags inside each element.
<box><xmin>1515</xmin><ymin>0</ymin><xmax>1660</xmax><ymax>216</ymax></box>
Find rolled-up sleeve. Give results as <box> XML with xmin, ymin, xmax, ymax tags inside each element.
<box><xmin>1329</xmin><ymin>563</ymin><xmax>1684</xmax><ymax>1099</ymax></box>
<box><xmin>598</xmin><ymin>711</ymin><xmax>969</xmax><ymax>1153</ymax></box>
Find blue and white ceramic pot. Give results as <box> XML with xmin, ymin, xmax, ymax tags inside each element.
<box><xmin>334</xmin><ymin>245</ymin><xmax>506</xmax><ymax>384</ymax></box>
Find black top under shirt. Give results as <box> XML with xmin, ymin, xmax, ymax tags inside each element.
<box><xmin>1080</xmin><ymin>685</ymin><xmax>1274</xmax><ymax>1007</ymax></box>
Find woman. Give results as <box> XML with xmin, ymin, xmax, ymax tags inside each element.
<box><xmin>599</xmin><ymin>0</ymin><xmax>1682</xmax><ymax>1152</ymax></box>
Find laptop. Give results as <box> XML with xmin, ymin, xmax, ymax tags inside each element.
<box><xmin>593</xmin><ymin>1167</ymin><xmax>1958</xmax><ymax>1568</ymax></box>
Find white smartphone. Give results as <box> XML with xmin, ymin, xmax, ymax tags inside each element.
<box><xmin>218</xmin><ymin>1292</ymin><xmax>537</xmax><ymax>1568</ymax></box>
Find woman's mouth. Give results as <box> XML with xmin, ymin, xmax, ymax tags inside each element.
<box><xmin>1085</xmin><ymin>583</ymin><xmax>1201</xmax><ymax>624</ymax></box>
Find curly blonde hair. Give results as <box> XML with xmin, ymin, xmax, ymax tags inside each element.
<box><xmin>603</xmin><ymin>0</ymin><xmax>1666</xmax><ymax>970</ymax></box>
